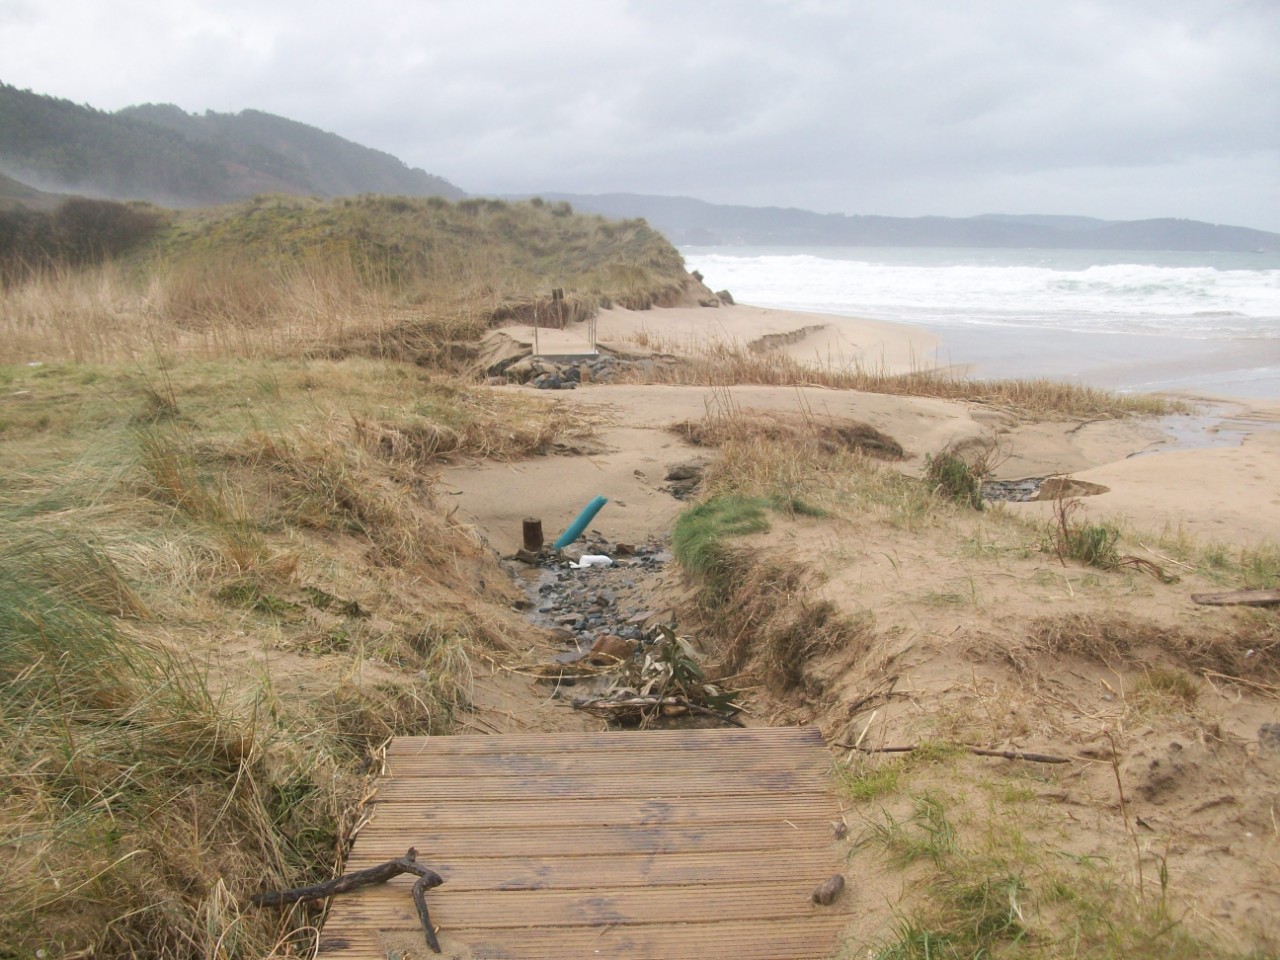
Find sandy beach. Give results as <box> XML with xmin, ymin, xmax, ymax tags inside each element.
<box><xmin>595</xmin><ymin>302</ymin><xmax>940</xmax><ymax>374</ymax></box>
<box><xmin>459</xmin><ymin>303</ymin><xmax>1280</xmax><ymax>550</ymax></box>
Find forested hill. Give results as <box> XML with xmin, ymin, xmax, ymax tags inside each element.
<box><xmin>529</xmin><ymin>193</ymin><xmax>1280</xmax><ymax>253</ymax></box>
<box><xmin>0</xmin><ymin>83</ymin><xmax>463</xmax><ymax>207</ymax></box>
<box><xmin>0</xmin><ymin>169</ymin><xmax>57</xmax><ymax>209</ymax></box>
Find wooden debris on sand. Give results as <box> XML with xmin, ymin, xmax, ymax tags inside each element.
<box><xmin>1191</xmin><ymin>588</ymin><xmax>1280</xmax><ymax>607</ymax></box>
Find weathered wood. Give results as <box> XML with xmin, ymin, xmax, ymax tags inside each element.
<box><xmin>1191</xmin><ymin>588</ymin><xmax>1280</xmax><ymax>607</ymax></box>
<box><xmin>412</xmin><ymin>874</ymin><xmax>443</xmax><ymax>953</ymax></box>
<box><xmin>320</xmin><ymin>727</ymin><xmax>851</xmax><ymax>959</ymax></box>
<box><xmin>347</xmin><ymin>820</ymin><xmax>834</xmax><ymax>858</ymax></box>
<box><xmin>375</xmin><ymin>770</ymin><xmax>828</xmax><ymax>802</ymax></box>
<box><xmin>251</xmin><ymin>847</ymin><xmax>443</xmax><ymax>953</ymax></box>
<box><xmin>835</xmin><ymin>742</ymin><xmax>1071</xmax><ymax>764</ymax></box>
<box><xmin>968</xmin><ymin>747</ymin><xmax>1071</xmax><ymax>764</ymax></box>
<box><xmin>322</xmin><ymin>917</ymin><xmax>852</xmax><ymax>960</ymax></box>
<box><xmin>522</xmin><ymin>517</ymin><xmax>544</xmax><ymax>552</ymax></box>
<box><xmin>338</xmin><ymin>849</ymin><xmax>837</xmax><ymax>891</ymax></box>
<box><xmin>385</xmin><ymin>727</ymin><xmax>823</xmax><ymax>755</ymax></box>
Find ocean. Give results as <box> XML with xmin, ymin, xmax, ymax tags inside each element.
<box><xmin>681</xmin><ymin>246</ymin><xmax>1280</xmax><ymax>400</ymax></box>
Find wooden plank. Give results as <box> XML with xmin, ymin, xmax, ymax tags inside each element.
<box><xmin>367</xmin><ymin>795</ymin><xmax>837</xmax><ymax>827</ymax></box>
<box><xmin>338</xmin><ymin>849</ymin><xmax>836</xmax><ymax>891</ymax></box>
<box><xmin>375</xmin><ymin>770</ymin><xmax>827</xmax><ymax>802</ymax></box>
<box><xmin>315</xmin><ymin>935</ymin><xmax>380</xmax><ymax>959</ymax></box>
<box><xmin>328</xmin><ymin>880</ymin><xmax>837</xmax><ymax>928</ymax></box>
<box><xmin>385</xmin><ymin>727</ymin><xmax>825</xmax><ymax>757</ymax></box>
<box><xmin>1191</xmin><ymin>588</ymin><xmax>1280</xmax><ymax>607</ymax></box>
<box><xmin>324</xmin><ymin>917</ymin><xmax>852</xmax><ymax>960</ymax></box>
<box><xmin>348</xmin><ymin>820</ymin><xmax>833</xmax><ymax>857</ymax></box>
<box><xmin>320</xmin><ymin>727</ymin><xmax>851</xmax><ymax>959</ymax></box>
<box><xmin>386</xmin><ymin>748</ymin><xmax>828</xmax><ymax>778</ymax></box>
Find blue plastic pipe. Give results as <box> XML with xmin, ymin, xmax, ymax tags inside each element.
<box><xmin>553</xmin><ymin>495</ymin><xmax>608</xmax><ymax>550</ymax></box>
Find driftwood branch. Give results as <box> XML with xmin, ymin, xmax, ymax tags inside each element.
<box><xmin>411</xmin><ymin>875</ymin><xmax>442</xmax><ymax>953</ymax></box>
<box><xmin>1113</xmin><ymin>555</ymin><xmax>1178</xmax><ymax>583</ymax></box>
<box><xmin>572</xmin><ymin>695</ymin><xmax>746</xmax><ymax>727</ymax></box>
<box><xmin>250</xmin><ymin>847</ymin><xmax>444</xmax><ymax>953</ymax></box>
<box><xmin>834</xmin><ymin>742</ymin><xmax>1071</xmax><ymax>764</ymax></box>
<box><xmin>842</xmin><ymin>674</ymin><xmax>901</xmax><ymax>718</ymax></box>
<box><xmin>967</xmin><ymin>747</ymin><xmax>1071</xmax><ymax>764</ymax></box>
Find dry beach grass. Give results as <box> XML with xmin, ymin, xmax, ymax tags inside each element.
<box><xmin>2</xmin><ymin>195</ymin><xmax>1277</xmax><ymax>958</ymax></box>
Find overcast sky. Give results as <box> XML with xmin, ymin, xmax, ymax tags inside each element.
<box><xmin>3</xmin><ymin>0</ymin><xmax>1278</xmax><ymax>231</ymax></box>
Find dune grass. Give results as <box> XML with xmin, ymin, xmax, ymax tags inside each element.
<box><xmin>671</xmin><ymin>495</ymin><xmax>773</xmax><ymax>581</ymax></box>
<box><xmin>0</xmin><ymin>531</ymin><xmax>305</xmax><ymax>956</ymax></box>
<box><xmin>673</xmin><ymin>395</ymin><xmax>1279</xmax><ymax>957</ymax></box>
<box><xmin>668</xmin><ymin>404</ymin><xmax>889</xmax><ymax>689</ymax></box>
<box><xmin>0</xmin><ymin>195</ymin><xmax>690</xmax><ymax>367</ymax></box>
<box><xmin>0</xmin><ymin>353</ymin><xmax>588</xmax><ymax>957</ymax></box>
<box><xmin>625</xmin><ymin>332</ymin><xmax>1181</xmax><ymax>419</ymax></box>
<box><xmin>843</xmin><ymin>762</ymin><xmax>1268</xmax><ymax>960</ymax></box>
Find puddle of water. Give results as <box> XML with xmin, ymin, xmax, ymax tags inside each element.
<box><xmin>986</xmin><ymin>403</ymin><xmax>1279</xmax><ymax>495</ymax></box>
<box><xmin>1137</xmin><ymin>404</ymin><xmax>1280</xmax><ymax>457</ymax></box>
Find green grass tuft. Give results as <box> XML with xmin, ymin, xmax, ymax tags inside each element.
<box><xmin>925</xmin><ymin>450</ymin><xmax>985</xmax><ymax>510</ymax></box>
<box><xmin>839</xmin><ymin>760</ymin><xmax>904</xmax><ymax>802</ymax></box>
<box><xmin>855</xmin><ymin>787</ymin><xmax>1260</xmax><ymax>960</ymax></box>
<box><xmin>672</xmin><ymin>495</ymin><xmax>772</xmax><ymax>579</ymax></box>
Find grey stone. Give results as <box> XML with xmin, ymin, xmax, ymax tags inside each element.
<box><xmin>1259</xmin><ymin>723</ymin><xmax>1280</xmax><ymax>755</ymax></box>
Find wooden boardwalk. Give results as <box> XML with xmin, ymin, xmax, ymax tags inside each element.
<box><xmin>319</xmin><ymin>727</ymin><xmax>853</xmax><ymax>960</ymax></box>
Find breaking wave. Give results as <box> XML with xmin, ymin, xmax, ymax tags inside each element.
<box><xmin>684</xmin><ymin>247</ymin><xmax>1280</xmax><ymax>340</ymax></box>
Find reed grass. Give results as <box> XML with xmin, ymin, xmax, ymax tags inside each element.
<box><xmin>0</xmin><ymin>530</ymin><xmax>293</xmax><ymax>956</ymax></box>
<box><xmin>632</xmin><ymin>337</ymin><xmax>1180</xmax><ymax>419</ymax></box>
<box><xmin>0</xmin><ymin>195</ymin><xmax>689</xmax><ymax>367</ymax></box>
<box><xmin>853</xmin><ymin>781</ymin><xmax>1254</xmax><ymax>959</ymax></box>
<box><xmin>0</xmin><ymin>349</ymin><xmax>577</xmax><ymax>956</ymax></box>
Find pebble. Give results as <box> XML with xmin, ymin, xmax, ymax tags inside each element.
<box><xmin>518</xmin><ymin>354</ymin><xmax>678</xmax><ymax>389</ymax></box>
<box><xmin>509</xmin><ymin>535</ymin><xmax>678</xmax><ymax>655</ymax></box>
<box><xmin>982</xmin><ymin>477</ymin><xmax>1046</xmax><ymax>503</ymax></box>
<box><xmin>1259</xmin><ymin>723</ymin><xmax>1280</xmax><ymax>756</ymax></box>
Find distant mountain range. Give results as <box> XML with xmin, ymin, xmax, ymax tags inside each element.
<box><xmin>0</xmin><ymin>83</ymin><xmax>463</xmax><ymax>207</ymax></box>
<box><xmin>522</xmin><ymin>193</ymin><xmax>1280</xmax><ymax>253</ymax></box>
<box><xmin>3</xmin><ymin>82</ymin><xmax>1276</xmax><ymax>253</ymax></box>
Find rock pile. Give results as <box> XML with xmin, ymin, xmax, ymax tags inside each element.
<box><xmin>981</xmin><ymin>476</ymin><xmax>1111</xmax><ymax>503</ymax></box>
<box><xmin>981</xmin><ymin>477</ymin><xmax>1046</xmax><ymax>503</ymax></box>
<box><xmin>494</xmin><ymin>353</ymin><xmax>679</xmax><ymax>389</ymax></box>
<box><xmin>510</xmin><ymin>537</ymin><xmax>678</xmax><ymax>654</ymax></box>
<box><xmin>508</xmin><ymin>537</ymin><xmax>744</xmax><ymax>728</ymax></box>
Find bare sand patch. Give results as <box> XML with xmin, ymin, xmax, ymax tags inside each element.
<box><xmin>446</xmin><ymin>380</ymin><xmax>1280</xmax><ymax>552</ymax></box>
<box><xmin>437</xmin><ymin>306</ymin><xmax>1280</xmax><ymax>953</ymax></box>
<box><xmin>594</xmin><ymin>302</ymin><xmax>939</xmax><ymax>374</ymax></box>
<box><xmin>1005</xmin><ymin>400</ymin><xmax>1280</xmax><ymax>546</ymax></box>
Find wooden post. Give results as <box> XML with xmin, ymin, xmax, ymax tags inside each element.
<box><xmin>522</xmin><ymin>518</ymin><xmax>544</xmax><ymax>552</ymax></box>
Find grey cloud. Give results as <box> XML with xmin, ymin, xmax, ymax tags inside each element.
<box><xmin>1</xmin><ymin>0</ymin><xmax>1276</xmax><ymax>229</ymax></box>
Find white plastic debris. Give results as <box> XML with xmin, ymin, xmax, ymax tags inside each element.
<box><xmin>570</xmin><ymin>554</ymin><xmax>613</xmax><ymax>569</ymax></box>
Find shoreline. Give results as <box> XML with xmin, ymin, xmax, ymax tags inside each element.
<box><xmin>679</xmin><ymin>245</ymin><xmax>1280</xmax><ymax>400</ymax></box>
<box><xmin>914</xmin><ymin>318</ymin><xmax>1280</xmax><ymax>401</ymax></box>
<box><xmin>594</xmin><ymin>300</ymin><xmax>1280</xmax><ymax>408</ymax></box>
<box><xmin>548</xmin><ymin>302</ymin><xmax>1280</xmax><ymax>546</ymax></box>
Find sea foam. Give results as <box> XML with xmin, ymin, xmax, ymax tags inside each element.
<box><xmin>683</xmin><ymin>246</ymin><xmax>1280</xmax><ymax>398</ymax></box>
<box><xmin>685</xmin><ymin>248</ymin><xmax>1280</xmax><ymax>339</ymax></box>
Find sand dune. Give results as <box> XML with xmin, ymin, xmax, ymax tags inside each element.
<box><xmin>456</xmin><ymin>304</ymin><xmax>1280</xmax><ymax>549</ymax></box>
